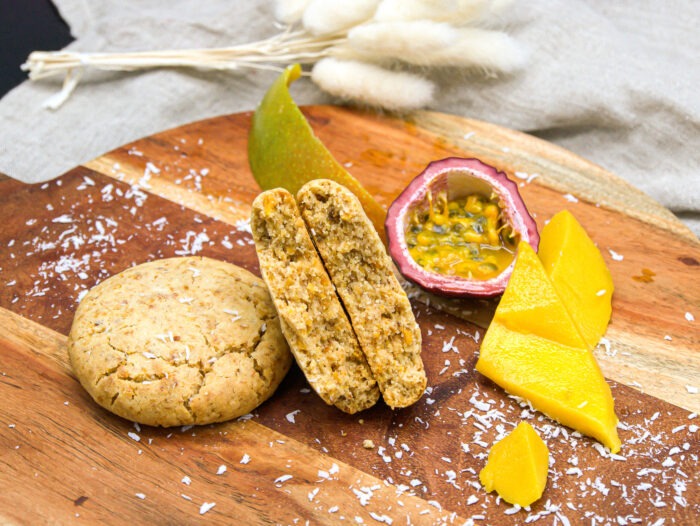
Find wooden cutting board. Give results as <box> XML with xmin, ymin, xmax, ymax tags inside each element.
<box><xmin>0</xmin><ymin>106</ymin><xmax>698</xmax><ymax>525</ymax></box>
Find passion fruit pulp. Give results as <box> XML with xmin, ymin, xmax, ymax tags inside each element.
<box><xmin>385</xmin><ymin>157</ymin><xmax>539</xmax><ymax>297</ymax></box>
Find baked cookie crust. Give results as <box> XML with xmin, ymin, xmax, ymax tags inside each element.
<box><xmin>68</xmin><ymin>256</ymin><xmax>292</xmax><ymax>427</ymax></box>
<box><xmin>251</xmin><ymin>188</ymin><xmax>380</xmax><ymax>414</ymax></box>
<box><xmin>298</xmin><ymin>179</ymin><xmax>426</xmax><ymax>408</ymax></box>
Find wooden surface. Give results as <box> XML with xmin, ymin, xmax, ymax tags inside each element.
<box><xmin>0</xmin><ymin>106</ymin><xmax>698</xmax><ymax>524</ymax></box>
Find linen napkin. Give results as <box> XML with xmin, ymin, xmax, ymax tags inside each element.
<box><xmin>0</xmin><ymin>0</ymin><xmax>697</xmax><ymax>236</ymax></box>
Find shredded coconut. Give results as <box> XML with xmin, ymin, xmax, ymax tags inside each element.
<box><xmin>199</xmin><ymin>502</ymin><xmax>216</xmax><ymax>515</ymax></box>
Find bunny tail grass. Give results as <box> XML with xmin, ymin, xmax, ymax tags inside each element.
<box><xmin>24</xmin><ymin>0</ymin><xmax>526</xmax><ymax>110</ymax></box>
<box><xmin>404</xmin><ymin>28</ymin><xmax>527</xmax><ymax>72</ymax></box>
<box><xmin>345</xmin><ymin>21</ymin><xmax>459</xmax><ymax>59</ymax></box>
<box><xmin>311</xmin><ymin>58</ymin><xmax>434</xmax><ymax>111</ymax></box>
<box><xmin>303</xmin><ymin>0</ymin><xmax>380</xmax><ymax>35</ymax></box>
<box><xmin>373</xmin><ymin>0</ymin><xmax>492</xmax><ymax>26</ymax></box>
<box><xmin>340</xmin><ymin>24</ymin><xmax>526</xmax><ymax>74</ymax></box>
<box><xmin>273</xmin><ymin>0</ymin><xmax>313</xmax><ymax>25</ymax></box>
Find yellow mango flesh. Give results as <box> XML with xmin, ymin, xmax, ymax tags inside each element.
<box><xmin>495</xmin><ymin>242</ymin><xmax>587</xmax><ymax>349</ymax></box>
<box><xmin>248</xmin><ymin>64</ymin><xmax>387</xmax><ymax>242</ymax></box>
<box><xmin>477</xmin><ymin>321</ymin><xmax>621</xmax><ymax>452</ymax></box>
<box><xmin>476</xmin><ymin>240</ymin><xmax>620</xmax><ymax>452</ymax></box>
<box><xmin>479</xmin><ymin>422</ymin><xmax>549</xmax><ymax>507</ymax></box>
<box><xmin>538</xmin><ymin>210</ymin><xmax>613</xmax><ymax>348</ymax></box>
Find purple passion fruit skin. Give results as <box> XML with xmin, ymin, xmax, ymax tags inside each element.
<box><xmin>385</xmin><ymin>157</ymin><xmax>539</xmax><ymax>297</ymax></box>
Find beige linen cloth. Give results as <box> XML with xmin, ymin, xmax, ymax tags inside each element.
<box><xmin>0</xmin><ymin>0</ymin><xmax>698</xmax><ymax>236</ymax></box>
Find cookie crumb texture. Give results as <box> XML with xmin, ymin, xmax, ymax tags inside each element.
<box><xmin>251</xmin><ymin>188</ymin><xmax>380</xmax><ymax>414</ymax></box>
<box><xmin>68</xmin><ymin>256</ymin><xmax>292</xmax><ymax>427</ymax></box>
<box><xmin>298</xmin><ymin>180</ymin><xmax>426</xmax><ymax>408</ymax></box>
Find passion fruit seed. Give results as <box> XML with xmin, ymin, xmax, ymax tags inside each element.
<box><xmin>405</xmin><ymin>190</ymin><xmax>518</xmax><ymax>280</ymax></box>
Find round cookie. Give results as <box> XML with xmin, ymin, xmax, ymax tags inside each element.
<box><xmin>68</xmin><ymin>256</ymin><xmax>292</xmax><ymax>427</ymax></box>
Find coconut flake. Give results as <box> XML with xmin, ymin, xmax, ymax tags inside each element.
<box><xmin>369</xmin><ymin>511</ymin><xmax>393</xmax><ymax>524</ymax></box>
<box><xmin>275</xmin><ymin>474</ymin><xmax>293</xmax><ymax>485</ymax></box>
<box><xmin>308</xmin><ymin>487</ymin><xmax>320</xmax><ymax>502</ymax></box>
<box><xmin>608</xmin><ymin>249</ymin><xmax>624</xmax><ymax>261</ymax></box>
<box><xmin>199</xmin><ymin>502</ymin><xmax>216</xmax><ymax>515</ymax></box>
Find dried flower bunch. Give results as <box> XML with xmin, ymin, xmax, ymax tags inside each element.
<box><xmin>23</xmin><ymin>0</ymin><xmax>525</xmax><ymax>110</ymax></box>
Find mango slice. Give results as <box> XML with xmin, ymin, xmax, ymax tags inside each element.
<box><xmin>248</xmin><ymin>64</ymin><xmax>387</xmax><ymax>242</ymax></box>
<box><xmin>479</xmin><ymin>422</ymin><xmax>549</xmax><ymax>507</ymax></box>
<box><xmin>476</xmin><ymin>241</ymin><xmax>621</xmax><ymax>452</ymax></box>
<box><xmin>538</xmin><ymin>210</ymin><xmax>613</xmax><ymax>348</ymax></box>
<box><xmin>495</xmin><ymin>242</ymin><xmax>587</xmax><ymax>349</ymax></box>
<box><xmin>477</xmin><ymin>321</ymin><xmax>621</xmax><ymax>452</ymax></box>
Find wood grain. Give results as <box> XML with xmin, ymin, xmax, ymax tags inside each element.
<box><xmin>82</xmin><ymin>106</ymin><xmax>700</xmax><ymax>413</ymax></box>
<box><xmin>0</xmin><ymin>308</ymin><xmax>458</xmax><ymax>525</ymax></box>
<box><xmin>1</xmin><ymin>107</ymin><xmax>698</xmax><ymax>524</ymax></box>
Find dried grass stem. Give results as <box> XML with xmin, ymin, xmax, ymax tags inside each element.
<box><xmin>23</xmin><ymin>0</ymin><xmax>525</xmax><ymax>110</ymax></box>
<box><xmin>23</xmin><ymin>31</ymin><xmax>346</xmax><ymax>80</ymax></box>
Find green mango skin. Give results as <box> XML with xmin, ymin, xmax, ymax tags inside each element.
<box><xmin>248</xmin><ymin>64</ymin><xmax>387</xmax><ymax>242</ymax></box>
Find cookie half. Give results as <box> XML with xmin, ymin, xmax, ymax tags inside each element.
<box><xmin>297</xmin><ymin>179</ymin><xmax>426</xmax><ymax>408</ymax></box>
<box><xmin>68</xmin><ymin>256</ymin><xmax>292</xmax><ymax>427</ymax></box>
<box><xmin>251</xmin><ymin>188</ymin><xmax>380</xmax><ymax>414</ymax></box>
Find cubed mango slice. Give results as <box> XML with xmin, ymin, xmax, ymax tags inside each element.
<box><xmin>476</xmin><ymin>239</ymin><xmax>621</xmax><ymax>452</ymax></box>
<box><xmin>479</xmin><ymin>422</ymin><xmax>549</xmax><ymax>507</ymax></box>
<box><xmin>538</xmin><ymin>210</ymin><xmax>613</xmax><ymax>348</ymax></box>
<box><xmin>495</xmin><ymin>242</ymin><xmax>587</xmax><ymax>349</ymax></box>
<box><xmin>477</xmin><ymin>320</ymin><xmax>621</xmax><ymax>452</ymax></box>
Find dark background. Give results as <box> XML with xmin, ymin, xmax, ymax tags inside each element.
<box><xmin>0</xmin><ymin>0</ymin><xmax>73</xmax><ymax>98</ymax></box>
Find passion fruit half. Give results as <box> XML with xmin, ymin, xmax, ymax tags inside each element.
<box><xmin>386</xmin><ymin>157</ymin><xmax>539</xmax><ymax>297</ymax></box>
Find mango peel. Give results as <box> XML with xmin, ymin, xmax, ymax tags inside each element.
<box><xmin>248</xmin><ymin>64</ymin><xmax>387</xmax><ymax>242</ymax></box>
<box><xmin>479</xmin><ymin>422</ymin><xmax>549</xmax><ymax>507</ymax></box>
